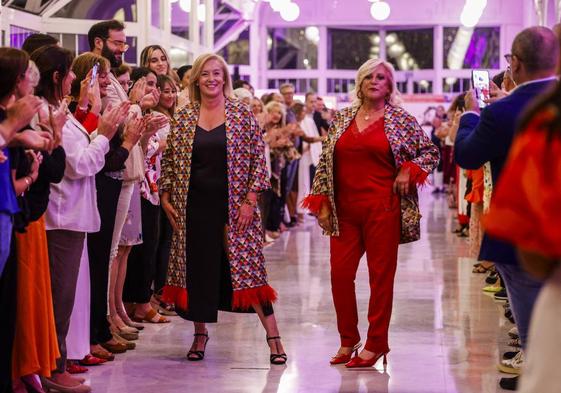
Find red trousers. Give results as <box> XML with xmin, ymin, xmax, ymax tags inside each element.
<box><xmin>330</xmin><ymin>194</ymin><xmax>401</xmax><ymax>353</ymax></box>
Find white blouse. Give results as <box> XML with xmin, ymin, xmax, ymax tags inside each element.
<box><xmin>45</xmin><ymin>114</ymin><xmax>109</xmax><ymax>232</ymax></box>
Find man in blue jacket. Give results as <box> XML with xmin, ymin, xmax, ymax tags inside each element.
<box><xmin>455</xmin><ymin>26</ymin><xmax>558</xmax><ymax>390</ymax></box>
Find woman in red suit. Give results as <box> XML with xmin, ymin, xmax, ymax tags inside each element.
<box><xmin>303</xmin><ymin>58</ymin><xmax>439</xmax><ymax>368</ymax></box>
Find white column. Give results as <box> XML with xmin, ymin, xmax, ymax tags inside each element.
<box><xmin>249</xmin><ymin>19</ymin><xmax>260</xmax><ymax>88</ymax></box>
<box><xmin>190</xmin><ymin>0</ymin><xmax>200</xmax><ymax>55</ymax></box>
<box><xmin>317</xmin><ymin>25</ymin><xmax>327</xmax><ymax>96</ymax></box>
<box><xmin>137</xmin><ymin>0</ymin><xmax>151</xmax><ymax>63</ymax></box>
<box><xmin>433</xmin><ymin>25</ymin><xmax>443</xmax><ymax>95</ymax></box>
<box><xmin>203</xmin><ymin>0</ymin><xmax>214</xmax><ymax>50</ymax></box>
<box><xmin>258</xmin><ymin>18</ymin><xmax>268</xmax><ymax>90</ymax></box>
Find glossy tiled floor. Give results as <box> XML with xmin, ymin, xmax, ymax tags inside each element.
<box><xmin>86</xmin><ymin>191</ymin><xmax>513</xmax><ymax>393</ymax></box>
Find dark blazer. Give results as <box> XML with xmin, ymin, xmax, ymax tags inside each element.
<box><xmin>455</xmin><ymin>78</ymin><xmax>556</xmax><ymax>264</ymax></box>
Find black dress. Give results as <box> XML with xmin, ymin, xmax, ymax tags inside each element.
<box><xmin>182</xmin><ymin>123</ymin><xmax>230</xmax><ymax>323</ymax></box>
<box><xmin>182</xmin><ymin>124</ymin><xmax>273</xmax><ymax>323</ymax></box>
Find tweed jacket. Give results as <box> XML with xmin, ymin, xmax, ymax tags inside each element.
<box><xmin>308</xmin><ymin>103</ymin><xmax>439</xmax><ymax>243</ymax></box>
<box><xmin>159</xmin><ymin>97</ymin><xmax>275</xmax><ymax>310</ymax></box>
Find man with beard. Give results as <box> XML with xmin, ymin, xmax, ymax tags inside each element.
<box><xmin>88</xmin><ymin>20</ymin><xmax>130</xmax><ymax>108</ymax></box>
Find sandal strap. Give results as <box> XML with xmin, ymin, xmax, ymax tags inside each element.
<box><xmin>266</xmin><ymin>336</ymin><xmax>281</xmax><ymax>341</ymax></box>
<box><xmin>194</xmin><ymin>333</ymin><xmax>208</xmax><ymax>337</ymax></box>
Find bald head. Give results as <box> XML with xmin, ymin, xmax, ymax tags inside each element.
<box><xmin>512</xmin><ymin>26</ymin><xmax>559</xmax><ymax>76</ymax></box>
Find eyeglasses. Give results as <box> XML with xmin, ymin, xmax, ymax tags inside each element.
<box><xmin>504</xmin><ymin>53</ymin><xmax>522</xmax><ymax>65</ymax></box>
<box><xmin>105</xmin><ymin>38</ymin><xmax>129</xmax><ymax>52</ymax></box>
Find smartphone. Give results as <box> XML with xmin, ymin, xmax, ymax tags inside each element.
<box><xmin>90</xmin><ymin>62</ymin><xmax>99</xmax><ymax>87</ymax></box>
<box><xmin>471</xmin><ymin>70</ymin><xmax>490</xmax><ymax>108</ymax></box>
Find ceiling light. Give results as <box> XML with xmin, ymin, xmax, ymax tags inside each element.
<box><xmin>270</xmin><ymin>0</ymin><xmax>291</xmax><ymax>12</ymax></box>
<box><xmin>370</xmin><ymin>1</ymin><xmax>391</xmax><ymax>21</ymax></box>
<box><xmin>179</xmin><ymin>0</ymin><xmax>190</xmax><ymax>12</ymax></box>
<box><xmin>305</xmin><ymin>26</ymin><xmax>320</xmax><ymax>43</ymax></box>
<box><xmin>280</xmin><ymin>2</ymin><xmax>300</xmax><ymax>21</ymax></box>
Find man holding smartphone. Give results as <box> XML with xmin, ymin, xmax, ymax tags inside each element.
<box><xmin>454</xmin><ymin>26</ymin><xmax>558</xmax><ymax>391</ymax></box>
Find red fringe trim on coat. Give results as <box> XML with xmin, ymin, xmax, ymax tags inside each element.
<box><xmin>232</xmin><ymin>285</ymin><xmax>278</xmax><ymax>311</ymax></box>
<box><xmin>301</xmin><ymin>195</ymin><xmax>330</xmax><ymax>215</ymax></box>
<box><xmin>401</xmin><ymin>161</ymin><xmax>430</xmax><ymax>187</ymax></box>
<box><xmin>162</xmin><ymin>285</ymin><xmax>188</xmax><ymax>312</ymax></box>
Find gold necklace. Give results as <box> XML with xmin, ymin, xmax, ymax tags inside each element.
<box><xmin>361</xmin><ymin>107</ymin><xmax>384</xmax><ymax>121</ymax></box>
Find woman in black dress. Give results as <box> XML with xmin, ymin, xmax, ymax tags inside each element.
<box><xmin>160</xmin><ymin>54</ymin><xmax>286</xmax><ymax>364</ymax></box>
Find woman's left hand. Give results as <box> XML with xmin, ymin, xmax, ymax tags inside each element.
<box><xmin>393</xmin><ymin>167</ymin><xmax>411</xmax><ymax>196</ymax></box>
<box><xmin>236</xmin><ymin>201</ymin><xmax>255</xmax><ymax>231</ymax></box>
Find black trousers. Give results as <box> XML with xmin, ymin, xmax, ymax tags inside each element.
<box><xmin>154</xmin><ymin>207</ymin><xmax>172</xmax><ymax>295</ymax></box>
<box><xmin>124</xmin><ymin>198</ymin><xmax>161</xmax><ymax>303</ymax></box>
<box><xmin>88</xmin><ymin>175</ymin><xmax>122</xmax><ymax>345</ymax></box>
<box><xmin>0</xmin><ymin>236</ymin><xmax>17</xmax><ymax>393</ymax></box>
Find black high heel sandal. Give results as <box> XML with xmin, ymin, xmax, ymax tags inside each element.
<box><xmin>187</xmin><ymin>332</ymin><xmax>209</xmax><ymax>361</ymax></box>
<box><xmin>267</xmin><ymin>336</ymin><xmax>287</xmax><ymax>365</ymax></box>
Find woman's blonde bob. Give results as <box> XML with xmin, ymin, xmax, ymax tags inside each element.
<box><xmin>189</xmin><ymin>53</ymin><xmax>233</xmax><ymax>103</ymax></box>
<box><xmin>353</xmin><ymin>58</ymin><xmax>402</xmax><ymax>107</ymax></box>
<box><xmin>264</xmin><ymin>100</ymin><xmax>286</xmax><ymax>127</ymax></box>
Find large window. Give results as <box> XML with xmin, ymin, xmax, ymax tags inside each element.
<box><xmin>386</xmin><ymin>28</ymin><xmax>434</xmax><ymax>70</ymax></box>
<box><xmin>218</xmin><ymin>27</ymin><xmax>249</xmax><ymax>65</ymax></box>
<box><xmin>53</xmin><ymin>0</ymin><xmax>137</xmax><ymax>22</ymax></box>
<box><xmin>443</xmin><ymin>77</ymin><xmax>472</xmax><ymax>93</ymax></box>
<box><xmin>268</xmin><ymin>27</ymin><xmax>318</xmax><ymax>69</ymax></box>
<box><xmin>267</xmin><ymin>78</ymin><xmax>318</xmax><ymax>93</ymax></box>
<box><xmin>171</xmin><ymin>2</ymin><xmax>189</xmax><ymax>40</ymax></box>
<box><xmin>328</xmin><ymin>28</ymin><xmax>380</xmax><ymax>70</ymax></box>
<box><xmin>443</xmin><ymin>27</ymin><xmax>500</xmax><ymax>69</ymax></box>
<box><xmin>10</xmin><ymin>25</ymin><xmax>37</xmax><ymax>49</ymax></box>
<box><xmin>327</xmin><ymin>78</ymin><xmax>355</xmax><ymax>94</ymax></box>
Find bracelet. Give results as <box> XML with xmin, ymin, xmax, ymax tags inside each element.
<box><xmin>243</xmin><ymin>198</ymin><xmax>257</xmax><ymax>208</ymax></box>
<box><xmin>24</xmin><ymin>176</ymin><xmax>33</xmax><ymax>190</ymax></box>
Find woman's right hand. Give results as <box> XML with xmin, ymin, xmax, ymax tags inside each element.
<box><xmin>129</xmin><ymin>77</ymin><xmax>146</xmax><ymax>104</ymax></box>
<box><xmin>97</xmin><ymin>102</ymin><xmax>129</xmax><ymax>139</ymax></box>
<box><xmin>317</xmin><ymin>213</ymin><xmax>333</xmax><ymax>232</ymax></box>
<box><xmin>122</xmin><ymin>113</ymin><xmax>144</xmax><ymax>149</ymax></box>
<box><xmin>161</xmin><ymin>191</ymin><xmax>179</xmax><ymax>232</ymax></box>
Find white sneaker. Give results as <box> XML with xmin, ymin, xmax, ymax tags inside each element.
<box><xmin>497</xmin><ymin>350</ymin><xmax>523</xmax><ymax>375</ymax></box>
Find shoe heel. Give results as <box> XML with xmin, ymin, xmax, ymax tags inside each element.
<box><xmin>383</xmin><ymin>354</ymin><xmax>388</xmax><ymax>366</ymax></box>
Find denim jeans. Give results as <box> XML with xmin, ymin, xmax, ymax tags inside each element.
<box><xmin>0</xmin><ymin>212</ymin><xmax>13</xmax><ymax>278</ymax></box>
<box><xmin>495</xmin><ymin>263</ymin><xmax>543</xmax><ymax>348</ymax></box>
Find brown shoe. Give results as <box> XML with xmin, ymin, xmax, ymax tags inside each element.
<box><xmin>100</xmin><ymin>340</ymin><xmax>127</xmax><ymax>354</ymax></box>
<box><xmin>112</xmin><ymin>333</ymin><xmax>136</xmax><ymax>350</ymax></box>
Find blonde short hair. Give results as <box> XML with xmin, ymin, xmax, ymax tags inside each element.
<box><xmin>189</xmin><ymin>53</ymin><xmax>233</xmax><ymax>103</ymax></box>
<box><xmin>354</xmin><ymin>58</ymin><xmax>402</xmax><ymax>107</ymax></box>
<box><xmin>264</xmin><ymin>101</ymin><xmax>286</xmax><ymax>127</ymax></box>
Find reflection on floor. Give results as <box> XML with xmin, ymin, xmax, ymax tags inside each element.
<box><xmin>87</xmin><ymin>191</ymin><xmax>512</xmax><ymax>393</ymax></box>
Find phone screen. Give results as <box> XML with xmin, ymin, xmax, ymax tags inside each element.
<box><xmin>90</xmin><ymin>62</ymin><xmax>99</xmax><ymax>87</ymax></box>
<box><xmin>471</xmin><ymin>70</ymin><xmax>490</xmax><ymax>108</ymax></box>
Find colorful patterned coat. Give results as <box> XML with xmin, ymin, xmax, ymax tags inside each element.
<box><xmin>159</xmin><ymin>97</ymin><xmax>276</xmax><ymax>311</ymax></box>
<box><xmin>304</xmin><ymin>103</ymin><xmax>440</xmax><ymax>243</ymax></box>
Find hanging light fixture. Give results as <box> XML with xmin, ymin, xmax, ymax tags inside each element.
<box><xmin>370</xmin><ymin>0</ymin><xmax>391</xmax><ymax>21</ymax></box>
<box><xmin>280</xmin><ymin>2</ymin><xmax>300</xmax><ymax>22</ymax></box>
<box><xmin>270</xmin><ymin>0</ymin><xmax>291</xmax><ymax>12</ymax></box>
<box><xmin>179</xmin><ymin>0</ymin><xmax>191</xmax><ymax>12</ymax></box>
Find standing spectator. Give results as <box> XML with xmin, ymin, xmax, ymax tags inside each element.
<box><xmin>454</xmin><ymin>26</ymin><xmax>559</xmax><ymax>390</ymax></box>
<box><xmin>314</xmin><ymin>96</ymin><xmax>330</xmax><ymax>135</ymax></box>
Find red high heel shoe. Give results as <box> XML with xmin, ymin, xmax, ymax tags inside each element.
<box><xmin>345</xmin><ymin>351</ymin><xmax>389</xmax><ymax>368</ymax></box>
<box><xmin>330</xmin><ymin>342</ymin><xmax>362</xmax><ymax>365</ymax></box>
